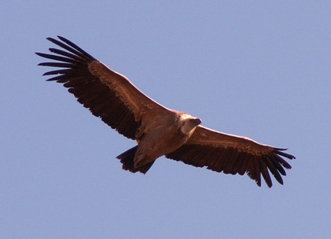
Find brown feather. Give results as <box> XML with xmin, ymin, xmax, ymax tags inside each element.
<box><xmin>37</xmin><ymin>36</ymin><xmax>295</xmax><ymax>187</ymax></box>
<box><xmin>36</xmin><ymin>36</ymin><xmax>169</xmax><ymax>140</ymax></box>
<box><xmin>166</xmin><ymin>126</ymin><xmax>295</xmax><ymax>187</ymax></box>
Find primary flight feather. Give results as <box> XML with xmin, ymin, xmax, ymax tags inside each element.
<box><xmin>36</xmin><ymin>36</ymin><xmax>295</xmax><ymax>187</ymax></box>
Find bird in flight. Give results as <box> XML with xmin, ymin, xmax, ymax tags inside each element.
<box><xmin>36</xmin><ymin>36</ymin><xmax>295</xmax><ymax>187</ymax></box>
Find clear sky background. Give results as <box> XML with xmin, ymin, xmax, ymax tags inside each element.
<box><xmin>1</xmin><ymin>1</ymin><xmax>330</xmax><ymax>238</ymax></box>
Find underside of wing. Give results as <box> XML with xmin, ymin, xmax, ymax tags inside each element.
<box><xmin>166</xmin><ymin>126</ymin><xmax>295</xmax><ymax>187</ymax></box>
<box><xmin>36</xmin><ymin>36</ymin><xmax>168</xmax><ymax>139</ymax></box>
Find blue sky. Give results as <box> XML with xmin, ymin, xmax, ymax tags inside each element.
<box><xmin>1</xmin><ymin>1</ymin><xmax>331</xmax><ymax>238</ymax></box>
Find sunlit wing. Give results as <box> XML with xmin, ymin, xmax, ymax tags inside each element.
<box><xmin>166</xmin><ymin>126</ymin><xmax>295</xmax><ymax>187</ymax></box>
<box><xmin>36</xmin><ymin>36</ymin><xmax>169</xmax><ymax>139</ymax></box>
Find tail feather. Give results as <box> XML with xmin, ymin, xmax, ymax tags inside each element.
<box><xmin>116</xmin><ymin>146</ymin><xmax>154</xmax><ymax>174</ymax></box>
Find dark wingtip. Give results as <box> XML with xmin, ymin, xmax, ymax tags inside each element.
<box><xmin>46</xmin><ymin>36</ymin><xmax>56</xmax><ymax>42</ymax></box>
<box><xmin>57</xmin><ymin>35</ymin><xmax>67</xmax><ymax>41</ymax></box>
<box><xmin>256</xmin><ymin>180</ymin><xmax>262</xmax><ymax>187</ymax></box>
<box><xmin>35</xmin><ymin>52</ymin><xmax>44</xmax><ymax>58</ymax></box>
<box><xmin>275</xmin><ymin>148</ymin><xmax>296</xmax><ymax>160</ymax></box>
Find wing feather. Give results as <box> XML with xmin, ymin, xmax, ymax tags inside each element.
<box><xmin>166</xmin><ymin>126</ymin><xmax>295</xmax><ymax>187</ymax></box>
<box><xmin>36</xmin><ymin>36</ymin><xmax>169</xmax><ymax>139</ymax></box>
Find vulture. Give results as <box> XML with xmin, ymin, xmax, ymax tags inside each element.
<box><xmin>36</xmin><ymin>36</ymin><xmax>295</xmax><ymax>187</ymax></box>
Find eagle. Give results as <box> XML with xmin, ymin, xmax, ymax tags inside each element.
<box><xmin>36</xmin><ymin>36</ymin><xmax>295</xmax><ymax>187</ymax></box>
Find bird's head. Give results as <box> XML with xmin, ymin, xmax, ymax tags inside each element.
<box><xmin>179</xmin><ymin>114</ymin><xmax>202</xmax><ymax>135</ymax></box>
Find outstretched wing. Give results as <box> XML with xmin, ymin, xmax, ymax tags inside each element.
<box><xmin>36</xmin><ymin>36</ymin><xmax>169</xmax><ymax>139</ymax></box>
<box><xmin>166</xmin><ymin>125</ymin><xmax>295</xmax><ymax>187</ymax></box>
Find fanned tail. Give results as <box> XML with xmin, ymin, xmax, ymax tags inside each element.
<box><xmin>116</xmin><ymin>146</ymin><xmax>154</xmax><ymax>174</ymax></box>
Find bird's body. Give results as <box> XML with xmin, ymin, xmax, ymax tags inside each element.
<box><xmin>37</xmin><ymin>36</ymin><xmax>295</xmax><ymax>187</ymax></box>
<box><xmin>119</xmin><ymin>112</ymin><xmax>201</xmax><ymax>172</ymax></box>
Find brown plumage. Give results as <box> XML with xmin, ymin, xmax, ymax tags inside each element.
<box><xmin>36</xmin><ymin>36</ymin><xmax>295</xmax><ymax>187</ymax></box>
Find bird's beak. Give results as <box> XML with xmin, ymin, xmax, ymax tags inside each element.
<box><xmin>193</xmin><ymin>118</ymin><xmax>202</xmax><ymax>125</ymax></box>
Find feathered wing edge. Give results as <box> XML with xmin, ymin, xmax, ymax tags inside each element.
<box><xmin>166</xmin><ymin>126</ymin><xmax>295</xmax><ymax>187</ymax></box>
<box><xmin>37</xmin><ymin>36</ymin><xmax>295</xmax><ymax>185</ymax></box>
<box><xmin>36</xmin><ymin>36</ymin><xmax>167</xmax><ymax>140</ymax></box>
